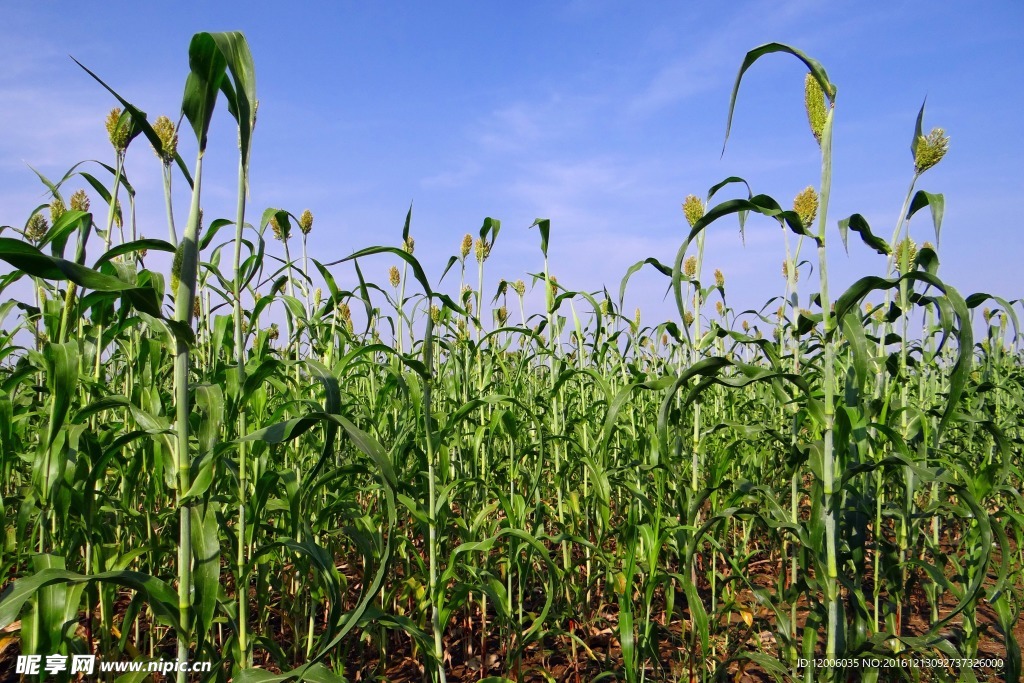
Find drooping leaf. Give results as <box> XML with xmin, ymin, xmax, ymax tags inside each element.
<box><xmin>0</xmin><ymin>238</ymin><xmax>163</xmax><ymax>317</ymax></box>
<box><xmin>724</xmin><ymin>42</ymin><xmax>835</xmax><ymax>154</ymax></box>
<box><xmin>70</xmin><ymin>58</ymin><xmax>194</xmax><ymax>188</ymax></box>
<box><xmin>0</xmin><ymin>569</ymin><xmax>183</xmax><ymax>635</ymax></box>
<box><xmin>838</xmin><ymin>214</ymin><xmax>890</xmax><ymax>255</ymax></box>
<box><xmin>906</xmin><ymin>190</ymin><xmax>944</xmax><ymax>246</ymax></box>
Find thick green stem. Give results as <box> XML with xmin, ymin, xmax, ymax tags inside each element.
<box><xmin>422</xmin><ymin>314</ymin><xmax>447</xmax><ymax>683</ymax></box>
<box><xmin>690</xmin><ymin>231</ymin><xmax>706</xmax><ymax>498</ymax></box>
<box><xmin>782</xmin><ymin>226</ymin><xmax>802</xmax><ymax>667</ymax></box>
<box><xmin>173</xmin><ymin>152</ymin><xmax>204</xmax><ymax>683</ymax></box>
<box><xmin>231</xmin><ymin>158</ymin><xmax>251</xmax><ymax>667</ymax></box>
<box><xmin>815</xmin><ymin>105</ymin><xmax>840</xmax><ymax>666</ymax></box>
<box><xmin>163</xmin><ymin>162</ymin><xmax>178</xmax><ymax>248</ymax></box>
<box><xmin>93</xmin><ymin>153</ymin><xmax>125</xmax><ymax>388</ymax></box>
<box><xmin>57</xmin><ymin>211</ymin><xmax>92</xmax><ymax>345</ymax></box>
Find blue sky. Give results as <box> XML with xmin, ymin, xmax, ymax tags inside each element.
<box><xmin>1</xmin><ymin>1</ymin><xmax>1021</xmax><ymax>328</ymax></box>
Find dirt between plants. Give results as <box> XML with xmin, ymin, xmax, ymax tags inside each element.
<box><xmin>0</xmin><ymin>547</ymin><xmax>1020</xmax><ymax>682</ymax></box>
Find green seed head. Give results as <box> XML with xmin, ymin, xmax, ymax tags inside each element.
<box><xmin>684</xmin><ymin>311</ymin><xmax>694</xmax><ymax>327</ymax></box>
<box><xmin>983</xmin><ymin>307</ymin><xmax>992</xmax><ymax>323</ymax></box>
<box><xmin>70</xmin><ymin>189</ymin><xmax>90</xmax><ymax>212</ymax></box>
<box><xmin>742</xmin><ymin>320</ymin><xmax>750</xmax><ymax>332</ymax></box>
<box><xmin>270</xmin><ymin>216</ymin><xmax>289</xmax><ymax>242</ymax></box>
<box><xmin>715</xmin><ymin>300</ymin><xmax>724</xmax><ymax>316</ymax></box>
<box><xmin>714</xmin><ymin>268</ymin><xmax>725</xmax><ymax>288</ymax></box>
<box><xmin>313</xmin><ymin>288</ymin><xmax>322</xmax><ymax>309</ymax></box>
<box><xmin>25</xmin><ymin>213</ymin><xmax>49</xmax><ymax>242</ymax></box>
<box><xmin>105</xmin><ymin>107</ymin><xmax>131</xmax><ymax>153</ymax></box>
<box><xmin>299</xmin><ymin>209</ymin><xmax>314</xmax><ymax>235</ymax></box>
<box><xmin>894</xmin><ymin>237</ymin><xmax>917</xmax><ymax>271</ymax></box>
<box><xmin>430</xmin><ymin>304</ymin><xmax>440</xmax><ymax>323</ymax></box>
<box><xmin>548</xmin><ymin>275</ymin><xmax>558</xmax><ymax>298</ymax></box>
<box><xmin>268</xmin><ymin>324</ymin><xmax>280</xmax><ymax>341</ymax></box>
<box><xmin>460</xmin><ymin>233</ymin><xmax>473</xmax><ymax>259</ymax></box>
<box><xmin>683</xmin><ymin>255</ymin><xmax>698</xmax><ymax>279</ymax></box>
<box><xmin>49</xmin><ymin>197</ymin><xmax>66</xmax><ymax>224</ymax></box>
<box><xmin>497</xmin><ymin>305</ymin><xmax>508</xmax><ymax>325</ymax></box>
<box><xmin>474</xmin><ymin>238</ymin><xmax>490</xmax><ymax>263</ymax></box>
<box><xmin>152</xmin><ymin>115</ymin><xmax>178</xmax><ymax>163</ymax></box>
<box><xmin>804</xmin><ymin>74</ymin><xmax>828</xmax><ymax>146</ymax></box>
<box><xmin>389</xmin><ymin>265</ymin><xmax>401</xmax><ymax>288</ymax></box>
<box><xmin>403</xmin><ymin>235</ymin><xmax>414</xmax><ymax>254</ymax></box>
<box><xmin>793</xmin><ymin>186</ymin><xmax>819</xmax><ymax>228</ymax></box>
<box><xmin>683</xmin><ymin>194</ymin><xmax>704</xmax><ymax>228</ymax></box>
<box><xmin>337</xmin><ymin>302</ymin><xmax>353</xmax><ymax>331</ymax></box>
<box><xmin>170</xmin><ymin>244</ymin><xmax>183</xmax><ymax>293</ymax></box>
<box><xmin>512</xmin><ymin>279</ymin><xmax>526</xmax><ymax>297</ymax></box>
<box><xmin>914</xmin><ymin>128</ymin><xmax>949</xmax><ymax>175</ymax></box>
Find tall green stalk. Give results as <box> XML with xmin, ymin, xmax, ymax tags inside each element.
<box><xmin>814</xmin><ymin>102</ymin><xmax>839</xmax><ymax>665</ymax></box>
<box><xmin>422</xmin><ymin>311</ymin><xmax>447</xmax><ymax>683</ymax></box>
<box><xmin>232</xmin><ymin>157</ymin><xmax>252</xmax><ymax>666</ymax></box>
<box><xmin>92</xmin><ymin>123</ymin><xmax>127</xmax><ymax>392</ymax></box>
<box><xmin>172</xmin><ymin>31</ymin><xmax>228</xmax><ymax>682</ymax></box>
<box><xmin>172</xmin><ymin>151</ymin><xmax>204</xmax><ymax>683</ymax></box>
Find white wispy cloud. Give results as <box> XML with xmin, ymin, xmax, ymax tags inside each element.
<box><xmin>420</xmin><ymin>158</ymin><xmax>482</xmax><ymax>189</ymax></box>
<box><xmin>470</xmin><ymin>92</ymin><xmax>606</xmax><ymax>157</ymax></box>
<box><xmin>625</xmin><ymin>0</ymin><xmax>822</xmax><ymax>117</ymax></box>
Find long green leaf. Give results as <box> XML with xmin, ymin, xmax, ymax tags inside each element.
<box><xmin>723</xmin><ymin>42</ymin><xmax>835</xmax><ymax>154</ymax></box>
<box><xmin>182</xmin><ymin>33</ymin><xmax>228</xmax><ymax>152</ymax></box>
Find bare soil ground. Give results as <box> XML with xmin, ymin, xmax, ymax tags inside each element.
<box><xmin>1</xmin><ymin>543</ymin><xmax>1020</xmax><ymax>682</ymax></box>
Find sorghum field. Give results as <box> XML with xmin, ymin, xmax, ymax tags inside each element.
<box><xmin>0</xmin><ymin>33</ymin><xmax>1021</xmax><ymax>683</ymax></box>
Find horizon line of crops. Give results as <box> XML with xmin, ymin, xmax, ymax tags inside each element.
<box><xmin>0</xmin><ymin>32</ymin><xmax>1022</xmax><ymax>683</ymax></box>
